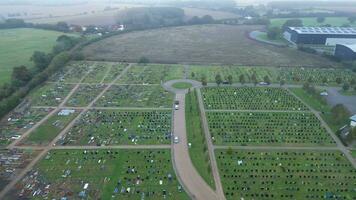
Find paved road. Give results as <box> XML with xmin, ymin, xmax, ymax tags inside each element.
<box><xmin>172</xmin><ymin>94</ymin><xmax>219</xmax><ymax>200</ymax></box>
<box><xmin>326</xmin><ymin>87</ymin><xmax>356</xmax><ymax>113</ymax></box>
<box><xmin>163</xmin><ymin>79</ymin><xmax>201</xmax><ymax>94</ymax></box>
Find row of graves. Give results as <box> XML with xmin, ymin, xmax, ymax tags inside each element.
<box><xmin>95</xmin><ymin>85</ymin><xmax>174</xmax><ymax>108</ymax></box>
<box><xmin>215</xmin><ymin>150</ymin><xmax>356</xmax><ymax>200</ymax></box>
<box><xmin>207</xmin><ymin>111</ymin><xmax>336</xmax><ymax>146</ymax></box>
<box><xmin>0</xmin><ymin>106</ymin><xmax>52</xmax><ymax>147</ymax></box>
<box><xmin>0</xmin><ymin>149</ymin><xmax>40</xmax><ymax>191</ymax></box>
<box><xmin>66</xmin><ymin>84</ymin><xmax>107</xmax><ymax>107</ymax></box>
<box><xmin>49</xmin><ymin>61</ymin><xmax>93</xmax><ymax>83</ymax></box>
<box><xmin>29</xmin><ymin>83</ymin><xmax>75</xmax><ymax>107</ymax></box>
<box><xmin>7</xmin><ymin>150</ymin><xmax>188</xmax><ymax>200</ymax></box>
<box><xmin>201</xmin><ymin>87</ymin><xmax>308</xmax><ymax>111</ymax></box>
<box><xmin>117</xmin><ymin>64</ymin><xmax>185</xmax><ymax>85</ymax></box>
<box><xmin>58</xmin><ymin>110</ymin><xmax>172</xmax><ymax>146</ymax></box>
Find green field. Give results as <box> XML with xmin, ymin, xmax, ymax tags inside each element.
<box><xmin>185</xmin><ymin>90</ymin><xmax>215</xmax><ymax>189</ymax></box>
<box><xmin>172</xmin><ymin>82</ymin><xmax>192</xmax><ymax>89</ymax></box>
<box><xmin>0</xmin><ymin>28</ymin><xmax>71</xmax><ymax>85</ymax></box>
<box><xmin>216</xmin><ymin>149</ymin><xmax>356</xmax><ymax>200</ymax></box>
<box><xmin>10</xmin><ymin>149</ymin><xmax>188</xmax><ymax>199</ymax></box>
<box><xmin>270</xmin><ymin>17</ymin><xmax>356</xmax><ymax>27</ymax></box>
<box><xmin>58</xmin><ymin>110</ymin><xmax>172</xmax><ymax>146</ymax></box>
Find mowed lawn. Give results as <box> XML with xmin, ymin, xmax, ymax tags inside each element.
<box><xmin>270</xmin><ymin>17</ymin><xmax>356</xmax><ymax>27</ymax></box>
<box><xmin>0</xmin><ymin>28</ymin><xmax>68</xmax><ymax>85</ymax></box>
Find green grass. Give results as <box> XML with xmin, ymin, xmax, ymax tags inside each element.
<box><xmin>28</xmin><ymin>83</ymin><xmax>75</xmax><ymax>106</ymax></box>
<box><xmin>289</xmin><ymin>88</ymin><xmax>330</xmax><ymax>112</ymax></box>
<box><xmin>23</xmin><ymin>110</ymin><xmax>79</xmax><ymax>145</ymax></box>
<box><xmin>339</xmin><ymin>90</ymin><xmax>356</xmax><ymax>96</ymax></box>
<box><xmin>352</xmin><ymin>151</ymin><xmax>356</xmax><ymax>158</ymax></box>
<box><xmin>66</xmin><ymin>84</ymin><xmax>106</xmax><ymax>107</ymax></box>
<box><xmin>270</xmin><ymin>17</ymin><xmax>355</xmax><ymax>28</ymax></box>
<box><xmin>185</xmin><ymin>89</ymin><xmax>215</xmax><ymax>189</ymax></box>
<box><xmin>12</xmin><ymin>149</ymin><xmax>189</xmax><ymax>199</ymax></box>
<box><xmin>216</xmin><ymin>149</ymin><xmax>356</xmax><ymax>200</ymax></box>
<box><xmin>172</xmin><ymin>82</ymin><xmax>192</xmax><ymax>89</ymax></box>
<box><xmin>0</xmin><ymin>28</ymin><xmax>72</xmax><ymax>86</ymax></box>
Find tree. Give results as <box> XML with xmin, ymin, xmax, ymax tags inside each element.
<box><xmin>227</xmin><ymin>75</ymin><xmax>233</xmax><ymax>85</ymax></box>
<box><xmin>11</xmin><ymin>66</ymin><xmax>32</xmax><ymax>87</ymax></box>
<box><xmin>322</xmin><ymin>77</ymin><xmax>328</xmax><ymax>85</ymax></box>
<box><xmin>348</xmin><ymin>16</ymin><xmax>356</xmax><ymax>24</ymax></box>
<box><xmin>343</xmin><ymin>83</ymin><xmax>350</xmax><ymax>91</ymax></box>
<box><xmin>331</xmin><ymin>104</ymin><xmax>350</xmax><ymax>125</ymax></box>
<box><xmin>138</xmin><ymin>56</ymin><xmax>150</xmax><ymax>64</ymax></box>
<box><xmin>191</xmin><ymin>72</ymin><xmax>195</xmax><ymax>78</ymax></box>
<box><xmin>317</xmin><ymin>16</ymin><xmax>325</xmax><ymax>23</ymax></box>
<box><xmin>267</xmin><ymin>27</ymin><xmax>282</xmax><ymax>40</ymax></box>
<box><xmin>263</xmin><ymin>75</ymin><xmax>271</xmax><ymax>85</ymax></box>
<box><xmin>282</xmin><ymin>19</ymin><xmax>303</xmax><ymax>30</ymax></box>
<box><xmin>201</xmin><ymin>76</ymin><xmax>207</xmax><ymax>86</ymax></box>
<box><xmin>251</xmin><ymin>73</ymin><xmax>258</xmax><ymax>85</ymax></box>
<box><xmin>239</xmin><ymin>74</ymin><xmax>245</xmax><ymax>85</ymax></box>
<box><xmin>336</xmin><ymin>77</ymin><xmax>342</xmax><ymax>84</ymax></box>
<box><xmin>350</xmin><ymin>78</ymin><xmax>356</xmax><ymax>86</ymax></box>
<box><xmin>280</xmin><ymin>79</ymin><xmax>285</xmax><ymax>86</ymax></box>
<box><xmin>31</xmin><ymin>51</ymin><xmax>51</xmax><ymax>70</ymax></box>
<box><xmin>215</xmin><ymin>74</ymin><xmax>222</xmax><ymax>86</ymax></box>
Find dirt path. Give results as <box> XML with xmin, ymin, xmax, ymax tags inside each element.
<box><xmin>172</xmin><ymin>94</ymin><xmax>219</xmax><ymax>200</ymax></box>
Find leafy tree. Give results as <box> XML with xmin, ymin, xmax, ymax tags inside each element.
<box><xmin>31</xmin><ymin>51</ymin><xmax>51</xmax><ymax>70</ymax></box>
<box><xmin>282</xmin><ymin>19</ymin><xmax>303</xmax><ymax>30</ymax></box>
<box><xmin>322</xmin><ymin>77</ymin><xmax>328</xmax><ymax>85</ymax></box>
<box><xmin>239</xmin><ymin>74</ymin><xmax>245</xmax><ymax>85</ymax></box>
<box><xmin>138</xmin><ymin>56</ymin><xmax>150</xmax><ymax>64</ymax></box>
<box><xmin>316</xmin><ymin>16</ymin><xmax>325</xmax><ymax>23</ymax></box>
<box><xmin>267</xmin><ymin>27</ymin><xmax>282</xmax><ymax>40</ymax></box>
<box><xmin>215</xmin><ymin>74</ymin><xmax>222</xmax><ymax>86</ymax></box>
<box><xmin>11</xmin><ymin>66</ymin><xmax>32</xmax><ymax>87</ymax></box>
<box><xmin>350</xmin><ymin>78</ymin><xmax>356</xmax><ymax>86</ymax></box>
<box><xmin>348</xmin><ymin>16</ymin><xmax>356</xmax><ymax>24</ymax></box>
<box><xmin>191</xmin><ymin>72</ymin><xmax>195</xmax><ymax>78</ymax></box>
<box><xmin>280</xmin><ymin>79</ymin><xmax>285</xmax><ymax>86</ymax></box>
<box><xmin>201</xmin><ymin>76</ymin><xmax>207</xmax><ymax>86</ymax></box>
<box><xmin>264</xmin><ymin>75</ymin><xmax>271</xmax><ymax>85</ymax></box>
<box><xmin>343</xmin><ymin>83</ymin><xmax>350</xmax><ymax>91</ymax></box>
<box><xmin>227</xmin><ymin>75</ymin><xmax>233</xmax><ymax>85</ymax></box>
<box><xmin>331</xmin><ymin>104</ymin><xmax>351</xmax><ymax>125</ymax></box>
<box><xmin>336</xmin><ymin>77</ymin><xmax>342</xmax><ymax>84</ymax></box>
<box><xmin>251</xmin><ymin>73</ymin><xmax>258</xmax><ymax>85</ymax></box>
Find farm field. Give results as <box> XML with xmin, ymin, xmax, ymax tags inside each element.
<box><xmin>95</xmin><ymin>85</ymin><xmax>174</xmax><ymax>108</ymax></box>
<box><xmin>58</xmin><ymin>110</ymin><xmax>172</xmax><ymax>146</ymax></box>
<box><xmin>82</xmin><ymin>25</ymin><xmax>336</xmax><ymax>67</ymax></box>
<box><xmin>8</xmin><ymin>149</ymin><xmax>188</xmax><ymax>200</ymax></box>
<box><xmin>216</xmin><ymin>149</ymin><xmax>356</xmax><ymax>200</ymax></box>
<box><xmin>270</xmin><ymin>17</ymin><xmax>356</xmax><ymax>28</ymax></box>
<box><xmin>28</xmin><ymin>83</ymin><xmax>75</xmax><ymax>106</ymax></box>
<box><xmin>0</xmin><ymin>28</ymin><xmax>72</xmax><ymax>86</ymax></box>
<box><xmin>207</xmin><ymin>111</ymin><xmax>335</xmax><ymax>146</ymax></box>
<box><xmin>117</xmin><ymin>64</ymin><xmax>185</xmax><ymax>84</ymax></box>
<box><xmin>0</xmin><ymin>108</ymin><xmax>52</xmax><ymax>147</ymax></box>
<box><xmin>201</xmin><ymin>87</ymin><xmax>307</xmax><ymax>111</ymax></box>
<box><xmin>22</xmin><ymin>110</ymin><xmax>79</xmax><ymax>146</ymax></box>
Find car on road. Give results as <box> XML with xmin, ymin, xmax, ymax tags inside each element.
<box><xmin>174</xmin><ymin>136</ymin><xmax>179</xmax><ymax>144</ymax></box>
<box><xmin>174</xmin><ymin>100</ymin><xmax>180</xmax><ymax>110</ymax></box>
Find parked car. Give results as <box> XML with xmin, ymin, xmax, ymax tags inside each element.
<box><xmin>174</xmin><ymin>136</ymin><xmax>179</xmax><ymax>144</ymax></box>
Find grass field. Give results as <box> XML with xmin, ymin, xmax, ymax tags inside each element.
<box><xmin>270</xmin><ymin>17</ymin><xmax>356</xmax><ymax>28</ymax></box>
<box><xmin>82</xmin><ymin>25</ymin><xmax>336</xmax><ymax>67</ymax></box>
<box><xmin>10</xmin><ymin>149</ymin><xmax>188</xmax><ymax>199</ymax></box>
<box><xmin>216</xmin><ymin>149</ymin><xmax>356</xmax><ymax>200</ymax></box>
<box><xmin>0</xmin><ymin>28</ymin><xmax>70</xmax><ymax>86</ymax></box>
<box><xmin>185</xmin><ymin>90</ymin><xmax>215</xmax><ymax>189</ymax></box>
<box><xmin>172</xmin><ymin>82</ymin><xmax>192</xmax><ymax>89</ymax></box>
<box><xmin>289</xmin><ymin>88</ymin><xmax>330</xmax><ymax>112</ymax></box>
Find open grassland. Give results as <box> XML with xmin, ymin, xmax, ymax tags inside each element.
<box><xmin>216</xmin><ymin>149</ymin><xmax>356</xmax><ymax>200</ymax></box>
<box><xmin>0</xmin><ymin>28</ymin><xmax>70</xmax><ymax>86</ymax></box>
<box><xmin>270</xmin><ymin>17</ymin><xmax>356</xmax><ymax>28</ymax></box>
<box><xmin>9</xmin><ymin>149</ymin><xmax>188</xmax><ymax>200</ymax></box>
<box><xmin>201</xmin><ymin>87</ymin><xmax>307</xmax><ymax>111</ymax></box>
<box><xmin>207</xmin><ymin>111</ymin><xmax>334</xmax><ymax>146</ymax></box>
<box><xmin>82</xmin><ymin>25</ymin><xmax>336</xmax><ymax>67</ymax></box>
<box><xmin>58</xmin><ymin>110</ymin><xmax>172</xmax><ymax>146</ymax></box>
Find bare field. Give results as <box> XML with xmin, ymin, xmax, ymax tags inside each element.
<box><xmin>82</xmin><ymin>25</ymin><xmax>338</xmax><ymax>67</ymax></box>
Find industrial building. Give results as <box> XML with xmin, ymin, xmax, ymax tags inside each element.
<box><xmin>284</xmin><ymin>27</ymin><xmax>356</xmax><ymax>45</ymax></box>
<box><xmin>334</xmin><ymin>44</ymin><xmax>356</xmax><ymax>60</ymax></box>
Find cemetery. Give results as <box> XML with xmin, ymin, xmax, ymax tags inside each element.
<box><xmin>8</xmin><ymin>149</ymin><xmax>188</xmax><ymax>200</ymax></box>
<box><xmin>66</xmin><ymin>84</ymin><xmax>106</xmax><ymax>107</ymax></box>
<box><xmin>28</xmin><ymin>83</ymin><xmax>75</xmax><ymax>106</ymax></box>
<box><xmin>58</xmin><ymin>110</ymin><xmax>172</xmax><ymax>146</ymax></box>
<box><xmin>117</xmin><ymin>64</ymin><xmax>185</xmax><ymax>84</ymax></box>
<box><xmin>95</xmin><ymin>85</ymin><xmax>174</xmax><ymax>108</ymax></box>
<box><xmin>201</xmin><ymin>87</ymin><xmax>308</xmax><ymax>111</ymax></box>
<box><xmin>82</xmin><ymin>63</ymin><xmax>111</xmax><ymax>84</ymax></box>
<box><xmin>216</xmin><ymin>149</ymin><xmax>356</xmax><ymax>200</ymax></box>
<box><xmin>52</xmin><ymin>62</ymin><xmax>92</xmax><ymax>83</ymax></box>
<box><xmin>21</xmin><ymin>110</ymin><xmax>79</xmax><ymax>146</ymax></box>
<box><xmin>207</xmin><ymin>111</ymin><xmax>335</xmax><ymax>146</ymax></box>
<box><xmin>0</xmin><ymin>107</ymin><xmax>51</xmax><ymax>147</ymax></box>
<box><xmin>102</xmin><ymin>63</ymin><xmax>127</xmax><ymax>83</ymax></box>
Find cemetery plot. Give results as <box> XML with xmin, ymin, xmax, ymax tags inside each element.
<box><xmin>117</xmin><ymin>64</ymin><xmax>184</xmax><ymax>84</ymax></box>
<box><xmin>58</xmin><ymin>110</ymin><xmax>172</xmax><ymax>146</ymax></box>
<box><xmin>216</xmin><ymin>149</ymin><xmax>356</xmax><ymax>200</ymax></box>
<box><xmin>189</xmin><ymin>65</ymin><xmax>278</xmax><ymax>83</ymax></box>
<box><xmin>9</xmin><ymin>149</ymin><xmax>188</xmax><ymax>200</ymax></box>
<box><xmin>95</xmin><ymin>85</ymin><xmax>174</xmax><ymax>108</ymax></box>
<box><xmin>60</xmin><ymin>62</ymin><xmax>93</xmax><ymax>83</ymax></box>
<box><xmin>0</xmin><ymin>149</ymin><xmax>40</xmax><ymax>191</ymax></box>
<box><xmin>278</xmin><ymin>67</ymin><xmax>356</xmax><ymax>85</ymax></box>
<box><xmin>0</xmin><ymin>107</ymin><xmax>51</xmax><ymax>147</ymax></box>
<box><xmin>201</xmin><ymin>87</ymin><xmax>307</xmax><ymax>111</ymax></box>
<box><xmin>82</xmin><ymin>62</ymin><xmax>111</xmax><ymax>84</ymax></box>
<box><xmin>22</xmin><ymin>109</ymin><xmax>79</xmax><ymax>146</ymax></box>
<box><xmin>102</xmin><ymin>63</ymin><xmax>127</xmax><ymax>83</ymax></box>
<box><xmin>207</xmin><ymin>112</ymin><xmax>335</xmax><ymax>146</ymax></box>
<box><xmin>29</xmin><ymin>83</ymin><xmax>75</xmax><ymax>106</ymax></box>
<box><xmin>66</xmin><ymin>84</ymin><xmax>106</xmax><ymax>107</ymax></box>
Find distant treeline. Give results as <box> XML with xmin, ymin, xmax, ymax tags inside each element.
<box><xmin>269</xmin><ymin>1</ymin><xmax>356</xmax><ymax>9</ymax></box>
<box><xmin>0</xmin><ymin>18</ymin><xmax>70</xmax><ymax>32</ymax></box>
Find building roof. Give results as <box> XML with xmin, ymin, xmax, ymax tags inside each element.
<box><xmin>339</xmin><ymin>44</ymin><xmax>356</xmax><ymax>52</ymax></box>
<box><xmin>288</xmin><ymin>27</ymin><xmax>356</xmax><ymax>35</ymax></box>
<box><xmin>351</xmin><ymin>115</ymin><xmax>356</xmax><ymax>121</ymax></box>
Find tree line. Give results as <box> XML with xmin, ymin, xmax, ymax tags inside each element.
<box><xmin>0</xmin><ymin>18</ymin><xmax>71</xmax><ymax>32</ymax></box>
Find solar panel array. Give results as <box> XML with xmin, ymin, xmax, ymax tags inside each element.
<box><xmin>289</xmin><ymin>27</ymin><xmax>356</xmax><ymax>35</ymax></box>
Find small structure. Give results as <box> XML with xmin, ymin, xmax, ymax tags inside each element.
<box><xmin>58</xmin><ymin>109</ymin><xmax>75</xmax><ymax>116</ymax></box>
<box><xmin>350</xmin><ymin>115</ymin><xmax>356</xmax><ymax>127</ymax></box>
<box><xmin>334</xmin><ymin>44</ymin><xmax>356</xmax><ymax>61</ymax></box>
<box><xmin>320</xmin><ymin>92</ymin><xmax>328</xmax><ymax>96</ymax></box>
